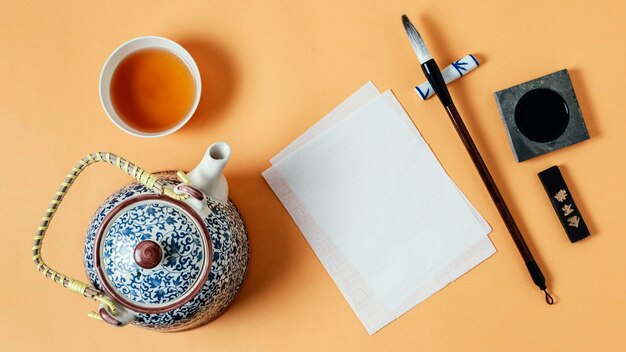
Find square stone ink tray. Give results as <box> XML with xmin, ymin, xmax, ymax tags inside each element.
<box><xmin>494</xmin><ymin>69</ymin><xmax>589</xmax><ymax>162</ymax></box>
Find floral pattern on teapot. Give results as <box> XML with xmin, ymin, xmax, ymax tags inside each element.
<box><xmin>102</xmin><ymin>202</ymin><xmax>206</xmax><ymax>306</ymax></box>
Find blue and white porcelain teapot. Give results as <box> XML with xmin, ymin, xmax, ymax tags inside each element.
<box><xmin>32</xmin><ymin>142</ymin><xmax>249</xmax><ymax>331</ymax></box>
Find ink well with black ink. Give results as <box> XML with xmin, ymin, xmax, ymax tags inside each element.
<box><xmin>494</xmin><ymin>69</ymin><xmax>590</xmax><ymax>162</ymax></box>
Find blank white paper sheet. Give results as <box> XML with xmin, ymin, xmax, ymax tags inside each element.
<box><xmin>263</xmin><ymin>82</ymin><xmax>495</xmax><ymax>334</ymax></box>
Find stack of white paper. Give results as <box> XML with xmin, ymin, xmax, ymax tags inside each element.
<box><xmin>263</xmin><ymin>82</ymin><xmax>495</xmax><ymax>334</ymax></box>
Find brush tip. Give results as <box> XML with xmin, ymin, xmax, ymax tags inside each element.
<box><xmin>401</xmin><ymin>15</ymin><xmax>432</xmax><ymax>64</ymax></box>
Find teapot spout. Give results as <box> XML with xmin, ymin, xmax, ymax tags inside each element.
<box><xmin>187</xmin><ymin>142</ymin><xmax>231</xmax><ymax>202</ymax></box>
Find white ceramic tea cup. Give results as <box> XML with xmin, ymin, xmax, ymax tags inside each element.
<box><xmin>99</xmin><ymin>36</ymin><xmax>202</xmax><ymax>138</ymax></box>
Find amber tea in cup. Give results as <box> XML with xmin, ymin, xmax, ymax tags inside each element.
<box><xmin>110</xmin><ymin>48</ymin><xmax>196</xmax><ymax>133</ymax></box>
<box><xmin>100</xmin><ymin>36</ymin><xmax>201</xmax><ymax>137</ymax></box>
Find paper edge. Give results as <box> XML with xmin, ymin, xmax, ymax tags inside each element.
<box><xmin>271</xmin><ymin>81</ymin><xmax>381</xmax><ymax>164</ymax></box>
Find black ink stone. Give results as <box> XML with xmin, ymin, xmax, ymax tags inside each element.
<box><xmin>494</xmin><ymin>69</ymin><xmax>590</xmax><ymax>162</ymax></box>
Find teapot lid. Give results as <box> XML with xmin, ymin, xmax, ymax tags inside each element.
<box><xmin>94</xmin><ymin>195</ymin><xmax>211</xmax><ymax>314</ymax></box>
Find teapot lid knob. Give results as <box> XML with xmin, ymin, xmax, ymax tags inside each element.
<box><xmin>133</xmin><ymin>240</ymin><xmax>163</xmax><ymax>269</ymax></box>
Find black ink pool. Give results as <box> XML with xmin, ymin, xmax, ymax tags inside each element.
<box><xmin>514</xmin><ymin>88</ymin><xmax>570</xmax><ymax>143</ymax></box>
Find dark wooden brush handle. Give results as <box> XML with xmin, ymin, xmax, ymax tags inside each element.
<box><xmin>444</xmin><ymin>103</ymin><xmax>547</xmax><ymax>290</ymax></box>
<box><xmin>415</xmin><ymin>51</ymin><xmax>552</xmax><ymax>302</ymax></box>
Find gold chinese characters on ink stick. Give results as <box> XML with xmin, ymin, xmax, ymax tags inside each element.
<box><xmin>553</xmin><ymin>190</ymin><xmax>580</xmax><ymax>228</ymax></box>
<box><xmin>567</xmin><ymin>216</ymin><xmax>581</xmax><ymax>228</ymax></box>
<box><xmin>554</xmin><ymin>189</ymin><xmax>567</xmax><ymax>202</ymax></box>
<box><xmin>562</xmin><ymin>204</ymin><xmax>574</xmax><ymax>216</ymax></box>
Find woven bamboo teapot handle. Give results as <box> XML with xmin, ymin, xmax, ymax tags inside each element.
<box><xmin>31</xmin><ymin>152</ymin><xmax>190</xmax><ymax>323</ymax></box>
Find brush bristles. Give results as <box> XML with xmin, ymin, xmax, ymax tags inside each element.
<box><xmin>401</xmin><ymin>15</ymin><xmax>432</xmax><ymax>64</ymax></box>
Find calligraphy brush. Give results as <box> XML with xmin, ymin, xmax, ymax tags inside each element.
<box><xmin>401</xmin><ymin>14</ymin><xmax>554</xmax><ymax>304</ymax></box>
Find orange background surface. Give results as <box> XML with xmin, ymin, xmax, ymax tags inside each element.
<box><xmin>1</xmin><ymin>1</ymin><xmax>624</xmax><ymax>351</ymax></box>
